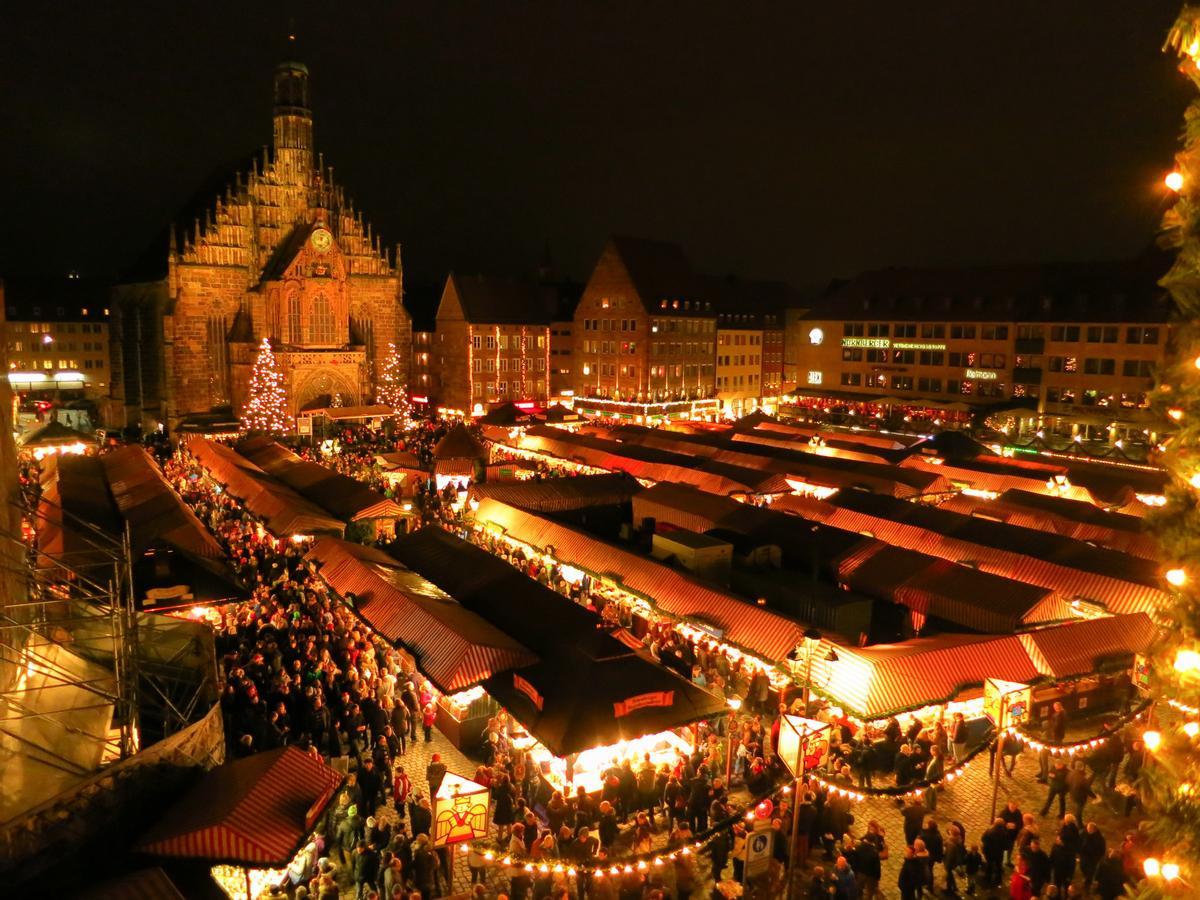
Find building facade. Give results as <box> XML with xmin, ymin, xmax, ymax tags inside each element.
<box><xmin>4</xmin><ymin>278</ymin><xmax>111</xmax><ymax>415</ymax></box>
<box><xmin>715</xmin><ymin>307</ymin><xmax>786</xmax><ymax>418</ymax></box>
<box><xmin>433</xmin><ymin>274</ymin><xmax>576</xmax><ymax>416</ymax></box>
<box><xmin>787</xmin><ymin>256</ymin><xmax>1173</xmax><ymax>438</ymax></box>
<box><xmin>110</xmin><ymin>58</ymin><xmax>410</xmax><ymax>432</ymax></box>
<box><xmin>572</xmin><ymin>236</ymin><xmax>718</xmax><ymax>419</ymax></box>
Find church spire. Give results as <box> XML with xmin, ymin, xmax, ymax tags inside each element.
<box><xmin>273</xmin><ymin>33</ymin><xmax>313</xmax><ymax>173</ymax></box>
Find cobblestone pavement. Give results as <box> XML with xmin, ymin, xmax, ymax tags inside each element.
<box><xmin>790</xmin><ymin>745</ymin><xmax>1146</xmax><ymax>899</ymax></box>
<box><xmin>326</xmin><ymin>721</ymin><xmax>1146</xmax><ymax>898</ymax></box>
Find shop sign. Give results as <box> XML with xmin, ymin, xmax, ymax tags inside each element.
<box><xmin>432</xmin><ymin>773</ymin><xmax>491</xmax><ymax>847</ymax></box>
<box><xmin>893</xmin><ymin>341</ymin><xmax>946</xmax><ymax>351</ymax></box>
<box><xmin>841</xmin><ymin>337</ymin><xmax>890</xmax><ymax>349</ymax></box>
<box><xmin>965</xmin><ymin>368</ymin><xmax>999</xmax><ymax>381</ymax></box>
<box><xmin>298</xmin><ymin>418</ymin><xmax>312</xmax><ymax>435</ymax></box>
<box><xmin>983</xmin><ymin>678</ymin><xmax>1031</xmax><ymax>729</ymax></box>
<box><xmin>744</xmin><ymin>822</ymin><xmax>775</xmax><ymax>878</ymax></box>
<box><xmin>807</xmin><ymin>371</ymin><xmax>822</xmax><ymax>385</ymax></box>
<box><xmin>513</xmin><ymin>674</ymin><xmax>544</xmax><ymax>711</ymax></box>
<box><xmin>1132</xmin><ymin>653</ymin><xmax>1152</xmax><ymax>695</ymax></box>
<box><xmin>613</xmin><ymin>690</ymin><xmax>675</xmax><ymax>718</ymax></box>
<box><xmin>777</xmin><ymin>715</ymin><xmax>831</xmax><ymax>777</ymax></box>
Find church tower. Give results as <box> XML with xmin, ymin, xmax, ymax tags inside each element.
<box><xmin>273</xmin><ymin>59</ymin><xmax>313</xmax><ymax>186</ymax></box>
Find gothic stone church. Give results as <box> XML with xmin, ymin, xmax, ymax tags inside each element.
<box><xmin>110</xmin><ymin>59</ymin><xmax>411</xmax><ymax>432</ymax></box>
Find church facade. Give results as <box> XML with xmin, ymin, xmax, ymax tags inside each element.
<box><xmin>110</xmin><ymin>59</ymin><xmax>410</xmax><ymax>432</ymax></box>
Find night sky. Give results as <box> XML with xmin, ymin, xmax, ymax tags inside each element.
<box><xmin>0</xmin><ymin>1</ymin><xmax>1190</xmax><ymax>293</ymax></box>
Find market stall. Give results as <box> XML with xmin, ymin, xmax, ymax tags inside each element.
<box><xmin>484</xmin><ymin>650</ymin><xmax>729</xmax><ymax>795</ymax></box>
<box><xmin>17</xmin><ymin>419</ymin><xmax>98</xmax><ymax>460</ymax></box>
<box><xmin>136</xmin><ymin>746</ymin><xmax>343</xmax><ymax>900</ymax></box>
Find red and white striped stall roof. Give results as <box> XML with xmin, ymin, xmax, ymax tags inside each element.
<box><xmin>137</xmin><ymin>746</ymin><xmax>343</xmax><ymax>866</ymax></box>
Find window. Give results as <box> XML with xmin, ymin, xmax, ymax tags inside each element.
<box><xmin>471</xmin><ymin>335</ymin><xmax>481</xmax><ymax>349</ymax></box>
<box><xmin>866</xmin><ymin>348</ymin><xmax>888</xmax><ymax>363</ymax></box>
<box><xmin>1051</xmin><ymin>325</ymin><xmax>1080</xmax><ymax>342</ymax></box>
<box><xmin>840</xmin><ymin>372</ymin><xmax>862</xmax><ymax>387</ymax></box>
<box><xmin>894</xmin><ymin>324</ymin><xmax>917</xmax><ymax>338</ymax></box>
<box><xmin>919</xmin><ymin>350</ymin><xmax>944</xmax><ymax>366</ymax></box>
<box><xmin>842</xmin><ymin>348</ymin><xmax>863</xmax><ymax>362</ymax></box>
<box><xmin>1016</xmin><ymin>324</ymin><xmax>1043</xmax><ymax>339</ymax></box>
<box><xmin>843</xmin><ymin>323</ymin><xmax>865</xmax><ymax>337</ymax></box>
<box><xmin>891</xmin><ymin>349</ymin><xmax>915</xmax><ymax>365</ymax></box>
<box><xmin>867</xmin><ymin>323</ymin><xmax>889</xmax><ymax>338</ymax></box>
<box><xmin>309</xmin><ymin>293</ymin><xmax>335</xmax><ymax>345</ymax></box>
<box><xmin>981</xmin><ymin>325</ymin><xmax>1008</xmax><ymax>340</ymax></box>
<box><xmin>920</xmin><ymin>323</ymin><xmax>946</xmax><ymax>339</ymax></box>
<box><xmin>287</xmin><ymin>293</ymin><xmax>301</xmax><ymax>343</ymax></box>
<box><xmin>1086</xmin><ymin>325</ymin><xmax>1118</xmax><ymax>343</ymax></box>
<box><xmin>485</xmin><ymin>335</ymin><xmax>496</xmax><ymax>349</ymax></box>
<box><xmin>917</xmin><ymin>377</ymin><xmax>942</xmax><ymax>393</ymax></box>
<box><xmin>950</xmin><ymin>325</ymin><xmax>976</xmax><ymax>340</ymax></box>
<box><xmin>1048</xmin><ymin>356</ymin><xmax>1065</xmax><ymax>372</ymax></box>
<box><xmin>890</xmin><ymin>375</ymin><xmax>913</xmax><ymax>390</ymax></box>
<box><xmin>1126</xmin><ymin>326</ymin><xmax>1160</xmax><ymax>344</ymax></box>
<box><xmin>1083</xmin><ymin>357</ymin><xmax>1116</xmax><ymax>375</ymax></box>
<box><xmin>1122</xmin><ymin>359</ymin><xmax>1154</xmax><ymax>378</ymax></box>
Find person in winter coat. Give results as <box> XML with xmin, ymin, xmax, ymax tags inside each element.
<box><xmin>832</xmin><ymin>855</ymin><xmax>858</xmax><ymax>900</ymax></box>
<box><xmin>425</xmin><ymin>753</ymin><xmax>447</xmax><ymax>796</ymax></box>
<box><xmin>982</xmin><ymin>819</ymin><xmax>1008</xmax><ymax>888</ymax></box>
<box><xmin>1049</xmin><ymin>835</ymin><xmax>1077</xmax><ymax>892</ymax></box>
<box><xmin>597</xmin><ymin>800</ymin><xmax>619</xmax><ymax>849</ymax></box>
<box><xmin>1009</xmin><ymin>860</ymin><xmax>1034</xmax><ymax>900</ymax></box>
<box><xmin>849</xmin><ymin>836</ymin><xmax>881</xmax><ymax>899</ymax></box>
<box><xmin>392</xmin><ymin>764</ymin><xmax>411</xmax><ymax>821</ymax></box>
<box><xmin>1079</xmin><ymin>821</ymin><xmax>1107</xmax><ymax>893</ymax></box>
<box><xmin>1095</xmin><ymin>848</ymin><xmax>1127</xmax><ymax>900</ymax></box>
<box><xmin>943</xmin><ymin>822</ymin><xmax>965</xmax><ymax>897</ymax></box>
<box><xmin>898</xmin><ymin>846</ymin><xmax>927</xmax><ymax>900</ymax></box>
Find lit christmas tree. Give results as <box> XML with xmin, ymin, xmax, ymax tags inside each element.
<box><xmin>1130</xmin><ymin>9</ymin><xmax>1200</xmax><ymax>893</ymax></box>
<box><xmin>374</xmin><ymin>341</ymin><xmax>412</xmax><ymax>422</ymax></box>
<box><xmin>241</xmin><ymin>337</ymin><xmax>293</xmax><ymax>435</ymax></box>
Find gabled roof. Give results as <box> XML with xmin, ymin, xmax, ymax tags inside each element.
<box><xmin>17</xmin><ymin>420</ymin><xmax>98</xmax><ymax>449</ymax></box>
<box><xmin>258</xmin><ymin>220</ymin><xmax>322</xmax><ymax>283</ymax></box>
<box><xmin>806</xmin><ymin>250</ymin><xmax>1173</xmax><ymax>324</ymax></box>
<box><xmin>442</xmin><ymin>273</ymin><xmax>570</xmax><ymax>325</ymax></box>
<box><xmin>433</xmin><ymin>423</ymin><xmax>486</xmax><ymax>460</ymax></box>
<box><xmin>306</xmin><ymin>538</ymin><xmax>537</xmax><ymax>693</ymax></box>
<box><xmin>138</xmin><ymin>746</ymin><xmax>343</xmax><ymax>866</ymax></box>
<box><xmin>604</xmin><ymin>235</ymin><xmax>704</xmax><ymax>313</ymax></box>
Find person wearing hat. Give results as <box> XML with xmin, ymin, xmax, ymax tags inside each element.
<box><xmin>426</xmin><ymin>753</ymin><xmax>447</xmax><ymax>796</ymax></box>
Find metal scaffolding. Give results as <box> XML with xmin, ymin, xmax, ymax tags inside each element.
<box><xmin>0</xmin><ymin>493</ymin><xmax>139</xmax><ymax>820</ymax></box>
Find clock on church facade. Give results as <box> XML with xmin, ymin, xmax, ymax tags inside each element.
<box><xmin>109</xmin><ymin>58</ymin><xmax>411</xmax><ymax>432</ymax></box>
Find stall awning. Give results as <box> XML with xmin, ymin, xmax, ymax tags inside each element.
<box><xmin>475</xmin><ymin>498</ymin><xmax>808</xmax><ymax>661</ymax></box>
<box><xmin>1019</xmin><ymin>613</ymin><xmax>1158</xmax><ymax>679</ymax></box>
<box><xmin>836</xmin><ymin>542</ymin><xmax>1070</xmax><ymax>633</ymax></box>
<box><xmin>804</xmin><ymin>613</ymin><xmax>1160</xmax><ymax>720</ymax></box>
<box><xmin>237</xmin><ymin>437</ymin><xmax>406</xmax><ymax>522</ymax></box>
<box><xmin>434</xmin><ymin>458</ymin><xmax>476</xmax><ymax>477</ymax></box>
<box><xmin>299</xmin><ymin>404</ymin><xmax>395</xmax><ymax>421</ymax></box>
<box><xmin>187</xmin><ymin>439</ymin><xmax>344</xmax><ymax>538</ymax></box>
<box><xmin>17</xmin><ymin>419</ymin><xmax>98</xmax><ymax>449</ymax></box>
<box><xmin>137</xmin><ymin>746</ymin><xmax>343</xmax><ymax>867</ymax></box>
<box><xmin>484</xmin><ymin>651</ymin><xmax>729</xmax><ymax>757</ymax></box>
<box><xmin>103</xmin><ymin>446</ymin><xmax>226</xmax><ymax>559</ymax></box>
<box><xmin>773</xmin><ymin>488</ymin><xmax>1167</xmax><ymax>618</ymax></box>
<box><xmin>469</xmin><ymin>473</ymin><xmax>643</xmax><ymax>513</ymax></box>
<box><xmin>306</xmin><ymin>538</ymin><xmax>538</xmax><ymax>693</ymax></box>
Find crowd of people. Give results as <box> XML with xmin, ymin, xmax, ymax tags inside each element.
<box><xmin>129</xmin><ymin>422</ymin><xmax>1154</xmax><ymax>900</ymax></box>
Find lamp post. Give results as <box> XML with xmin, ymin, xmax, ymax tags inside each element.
<box><xmin>801</xmin><ymin>627</ymin><xmax>822</xmax><ymax>712</ymax></box>
<box><xmin>725</xmin><ymin>697</ymin><xmax>742</xmax><ymax>787</ymax></box>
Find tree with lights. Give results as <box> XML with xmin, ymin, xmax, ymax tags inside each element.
<box><xmin>374</xmin><ymin>341</ymin><xmax>411</xmax><ymax>422</ymax></box>
<box><xmin>1128</xmin><ymin>9</ymin><xmax>1200</xmax><ymax>894</ymax></box>
<box><xmin>241</xmin><ymin>337</ymin><xmax>293</xmax><ymax>435</ymax></box>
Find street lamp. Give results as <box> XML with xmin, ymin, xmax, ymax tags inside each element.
<box><xmin>724</xmin><ymin>697</ymin><xmax>742</xmax><ymax>786</ymax></box>
<box><xmin>801</xmin><ymin>627</ymin><xmax>823</xmax><ymax>712</ymax></box>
